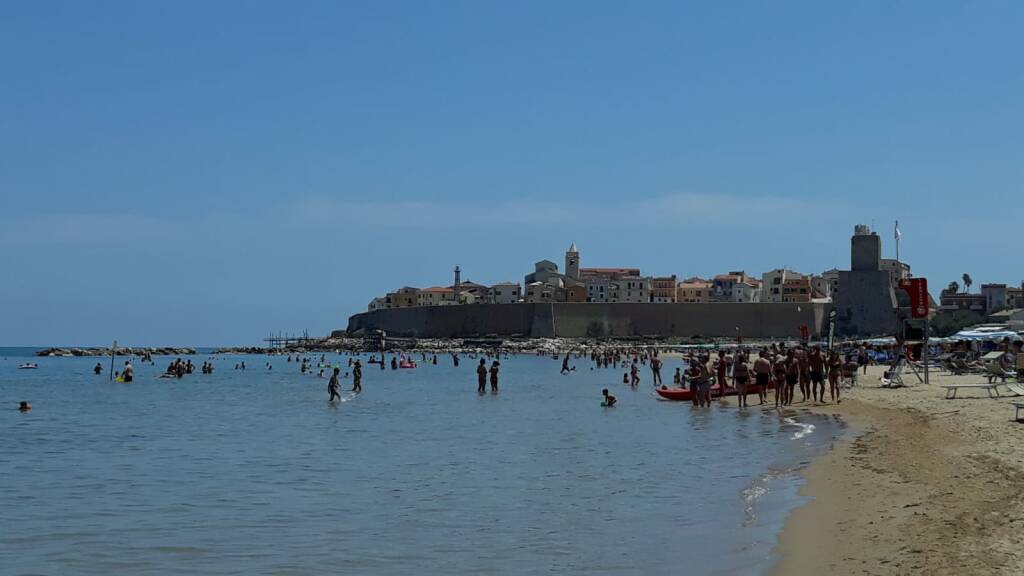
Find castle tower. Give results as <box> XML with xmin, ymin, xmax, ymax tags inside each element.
<box><xmin>851</xmin><ymin>224</ymin><xmax>881</xmax><ymax>271</ymax></box>
<box><xmin>835</xmin><ymin>225</ymin><xmax>896</xmax><ymax>336</ymax></box>
<box><xmin>565</xmin><ymin>242</ymin><xmax>580</xmax><ymax>281</ymax></box>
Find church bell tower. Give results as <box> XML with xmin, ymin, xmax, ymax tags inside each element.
<box><xmin>565</xmin><ymin>242</ymin><xmax>580</xmax><ymax>281</ymax></box>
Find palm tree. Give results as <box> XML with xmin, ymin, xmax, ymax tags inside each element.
<box><xmin>962</xmin><ymin>273</ymin><xmax>973</xmax><ymax>293</ymax></box>
<box><xmin>947</xmin><ymin>281</ymin><xmax>959</xmax><ymax>294</ymax></box>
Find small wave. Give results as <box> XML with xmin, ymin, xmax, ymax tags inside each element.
<box><xmin>783</xmin><ymin>416</ymin><xmax>815</xmax><ymax>440</ymax></box>
<box><xmin>741</xmin><ymin>470</ymin><xmax>782</xmax><ymax>525</ymax></box>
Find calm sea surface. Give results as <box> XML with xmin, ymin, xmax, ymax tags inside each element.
<box><xmin>1</xmin><ymin>348</ymin><xmax>845</xmax><ymax>575</ymax></box>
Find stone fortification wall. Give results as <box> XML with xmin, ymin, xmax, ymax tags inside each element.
<box><xmin>346</xmin><ymin>302</ymin><xmax>830</xmax><ymax>339</ymax></box>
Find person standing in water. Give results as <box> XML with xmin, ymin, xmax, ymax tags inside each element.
<box><xmin>650</xmin><ymin>355</ymin><xmax>663</xmax><ymax>386</ymax></box>
<box><xmin>477</xmin><ymin>359</ymin><xmax>487</xmax><ymax>393</ymax></box>
<box><xmin>328</xmin><ymin>368</ymin><xmax>341</xmax><ymax>402</ymax></box>
<box><xmin>733</xmin><ymin>353</ymin><xmax>750</xmax><ymax>408</ymax></box>
<box><xmin>122</xmin><ymin>361</ymin><xmax>134</xmax><ymax>383</ymax></box>
<box><xmin>93</xmin><ymin>363</ymin><xmax>102</xmax><ymax>375</ymax></box>
<box><xmin>561</xmin><ymin>354</ymin><xmax>571</xmax><ymax>375</ymax></box>
<box><xmin>352</xmin><ymin>360</ymin><xmax>362</xmax><ymax>392</ymax></box>
<box><xmin>489</xmin><ymin>360</ymin><xmax>500</xmax><ymax>392</ymax></box>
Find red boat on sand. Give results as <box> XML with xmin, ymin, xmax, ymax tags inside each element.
<box><xmin>655</xmin><ymin>382</ymin><xmax>774</xmax><ymax>401</ymax></box>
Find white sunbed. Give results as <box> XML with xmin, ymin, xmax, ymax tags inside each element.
<box><xmin>1014</xmin><ymin>402</ymin><xmax>1024</xmax><ymax>422</ymax></box>
<box><xmin>1004</xmin><ymin>382</ymin><xmax>1024</xmax><ymax>397</ymax></box>
<box><xmin>941</xmin><ymin>382</ymin><xmax>1002</xmax><ymax>399</ymax></box>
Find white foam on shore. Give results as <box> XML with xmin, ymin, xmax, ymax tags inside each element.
<box><xmin>783</xmin><ymin>417</ymin><xmax>815</xmax><ymax>440</ymax></box>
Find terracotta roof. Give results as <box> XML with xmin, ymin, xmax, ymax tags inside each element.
<box><xmin>420</xmin><ymin>286</ymin><xmax>454</xmax><ymax>293</ymax></box>
<box><xmin>677</xmin><ymin>282</ymin><xmax>713</xmax><ymax>289</ymax></box>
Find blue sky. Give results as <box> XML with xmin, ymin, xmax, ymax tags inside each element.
<box><xmin>2</xmin><ymin>1</ymin><xmax>1021</xmax><ymax>346</ymax></box>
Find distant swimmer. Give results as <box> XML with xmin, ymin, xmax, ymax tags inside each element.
<box><xmin>601</xmin><ymin>389</ymin><xmax>617</xmax><ymax>407</ymax></box>
<box><xmin>94</xmin><ymin>363</ymin><xmax>102</xmax><ymax>375</ymax></box>
<box><xmin>477</xmin><ymin>359</ymin><xmax>487</xmax><ymax>393</ymax></box>
<box><xmin>19</xmin><ymin>401</ymin><xmax>31</xmax><ymax>412</ymax></box>
<box><xmin>328</xmin><ymin>368</ymin><xmax>341</xmax><ymax>402</ymax></box>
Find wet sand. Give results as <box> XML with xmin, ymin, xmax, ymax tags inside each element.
<box><xmin>772</xmin><ymin>364</ymin><xmax>1024</xmax><ymax>575</ymax></box>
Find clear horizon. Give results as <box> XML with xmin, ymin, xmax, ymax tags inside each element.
<box><xmin>2</xmin><ymin>2</ymin><xmax>1021</xmax><ymax>346</ymax></box>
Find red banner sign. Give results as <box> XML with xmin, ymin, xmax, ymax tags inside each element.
<box><xmin>898</xmin><ymin>278</ymin><xmax>929</xmax><ymax>318</ymax></box>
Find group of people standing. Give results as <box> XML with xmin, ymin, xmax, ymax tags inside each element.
<box><xmin>476</xmin><ymin>359</ymin><xmax>500</xmax><ymax>393</ymax></box>
<box><xmin>675</xmin><ymin>344</ymin><xmax>858</xmax><ymax>409</ymax></box>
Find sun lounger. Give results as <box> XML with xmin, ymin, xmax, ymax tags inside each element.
<box><xmin>1014</xmin><ymin>402</ymin><xmax>1024</xmax><ymax>422</ymax></box>
<box><xmin>982</xmin><ymin>352</ymin><xmax>1016</xmax><ymax>383</ymax></box>
<box><xmin>941</xmin><ymin>383</ymin><xmax>1001</xmax><ymax>399</ymax></box>
<box><xmin>949</xmin><ymin>358</ymin><xmax>982</xmax><ymax>375</ymax></box>
<box><xmin>881</xmin><ymin>359</ymin><xmax>907</xmax><ymax>388</ymax></box>
<box><xmin>1006</xmin><ymin>383</ymin><xmax>1024</xmax><ymax>397</ymax></box>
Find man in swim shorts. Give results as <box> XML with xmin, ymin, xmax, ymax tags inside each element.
<box><xmin>753</xmin><ymin>351</ymin><xmax>772</xmax><ymax>406</ymax></box>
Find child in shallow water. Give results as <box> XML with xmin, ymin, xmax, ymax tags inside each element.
<box><xmin>601</xmin><ymin>389</ymin><xmax>617</xmax><ymax>407</ymax></box>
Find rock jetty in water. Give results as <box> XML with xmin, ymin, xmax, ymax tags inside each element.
<box><xmin>35</xmin><ymin>347</ymin><xmax>197</xmax><ymax>357</ymax></box>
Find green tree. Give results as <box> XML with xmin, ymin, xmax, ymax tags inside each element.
<box><xmin>947</xmin><ymin>281</ymin><xmax>959</xmax><ymax>294</ymax></box>
<box><xmin>962</xmin><ymin>273</ymin><xmax>973</xmax><ymax>293</ymax></box>
<box><xmin>930</xmin><ymin>310</ymin><xmax>985</xmax><ymax>337</ymax></box>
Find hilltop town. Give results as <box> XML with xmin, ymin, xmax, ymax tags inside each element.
<box><xmin>353</xmin><ymin>225</ymin><xmax>1024</xmax><ymax>340</ymax></box>
<box><xmin>366</xmin><ymin>226</ymin><xmax>913</xmax><ymax>310</ymax></box>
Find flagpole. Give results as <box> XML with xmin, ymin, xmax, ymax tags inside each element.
<box><xmin>895</xmin><ymin>220</ymin><xmax>900</xmax><ymax>267</ymax></box>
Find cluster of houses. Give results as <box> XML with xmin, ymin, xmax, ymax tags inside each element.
<box><xmin>366</xmin><ymin>242</ymin><xmax>915</xmax><ymax>312</ymax></box>
<box><xmin>939</xmin><ymin>282</ymin><xmax>1024</xmax><ymax>315</ymax></box>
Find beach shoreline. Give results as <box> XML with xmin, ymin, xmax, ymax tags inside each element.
<box><xmin>770</xmin><ymin>365</ymin><xmax>1024</xmax><ymax>575</ymax></box>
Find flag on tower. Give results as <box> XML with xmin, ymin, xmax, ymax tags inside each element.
<box><xmin>894</xmin><ymin>221</ymin><xmax>902</xmax><ymax>241</ymax></box>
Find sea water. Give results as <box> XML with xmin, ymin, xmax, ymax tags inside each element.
<box><xmin>0</xmin><ymin>349</ymin><xmax>844</xmax><ymax>575</ymax></box>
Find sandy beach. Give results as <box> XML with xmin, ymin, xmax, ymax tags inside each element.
<box><xmin>772</xmin><ymin>364</ymin><xmax>1024</xmax><ymax>575</ymax></box>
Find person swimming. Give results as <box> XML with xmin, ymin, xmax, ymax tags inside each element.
<box><xmin>601</xmin><ymin>389</ymin><xmax>617</xmax><ymax>407</ymax></box>
<box><xmin>19</xmin><ymin>401</ymin><xmax>31</xmax><ymax>412</ymax></box>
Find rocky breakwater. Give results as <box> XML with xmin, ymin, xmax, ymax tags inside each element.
<box><xmin>35</xmin><ymin>347</ymin><xmax>197</xmax><ymax>357</ymax></box>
